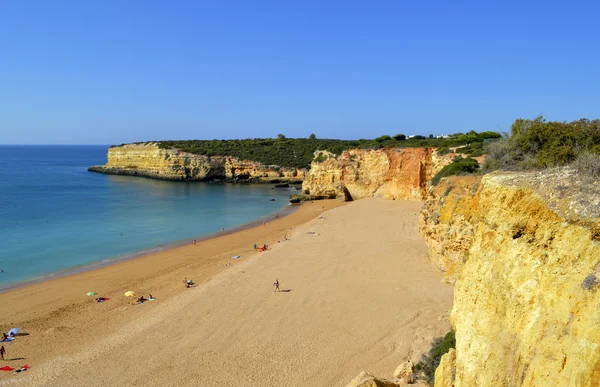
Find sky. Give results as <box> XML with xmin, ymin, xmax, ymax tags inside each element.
<box><xmin>0</xmin><ymin>1</ymin><xmax>599</xmax><ymax>144</ymax></box>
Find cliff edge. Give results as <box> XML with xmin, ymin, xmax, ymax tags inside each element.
<box><xmin>88</xmin><ymin>143</ymin><xmax>306</xmax><ymax>182</ymax></box>
<box><xmin>421</xmin><ymin>170</ymin><xmax>600</xmax><ymax>386</ymax></box>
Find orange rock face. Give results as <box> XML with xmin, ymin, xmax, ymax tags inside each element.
<box><xmin>302</xmin><ymin>148</ymin><xmax>434</xmax><ymax>201</ymax></box>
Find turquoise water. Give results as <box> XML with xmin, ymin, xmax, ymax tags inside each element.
<box><xmin>0</xmin><ymin>145</ymin><xmax>294</xmax><ymax>288</ymax></box>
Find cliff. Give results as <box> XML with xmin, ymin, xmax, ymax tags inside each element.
<box><xmin>88</xmin><ymin>143</ymin><xmax>307</xmax><ymax>182</ymax></box>
<box><xmin>302</xmin><ymin>148</ymin><xmax>440</xmax><ymax>201</ymax></box>
<box><xmin>420</xmin><ymin>170</ymin><xmax>600</xmax><ymax>386</ymax></box>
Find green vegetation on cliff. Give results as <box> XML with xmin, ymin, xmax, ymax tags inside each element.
<box><xmin>416</xmin><ymin>330</ymin><xmax>456</xmax><ymax>383</ymax></box>
<box><xmin>431</xmin><ymin>156</ymin><xmax>480</xmax><ymax>186</ymax></box>
<box><xmin>435</xmin><ymin>116</ymin><xmax>600</xmax><ymax>185</ymax></box>
<box><xmin>143</xmin><ymin>131</ymin><xmax>500</xmax><ymax>169</ymax></box>
<box><xmin>485</xmin><ymin>116</ymin><xmax>600</xmax><ymax>172</ymax></box>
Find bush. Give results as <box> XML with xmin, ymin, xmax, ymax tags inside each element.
<box><xmin>460</xmin><ymin>141</ymin><xmax>484</xmax><ymax>156</ymax></box>
<box><xmin>431</xmin><ymin>158</ymin><xmax>480</xmax><ymax>186</ymax></box>
<box><xmin>572</xmin><ymin>152</ymin><xmax>600</xmax><ymax>178</ymax></box>
<box><xmin>374</xmin><ymin>135</ymin><xmax>392</xmax><ymax>142</ymax></box>
<box><xmin>485</xmin><ymin>116</ymin><xmax>600</xmax><ymax>171</ymax></box>
<box><xmin>416</xmin><ymin>331</ymin><xmax>455</xmax><ymax>383</ymax></box>
<box><xmin>437</xmin><ymin>147</ymin><xmax>452</xmax><ymax>156</ymax></box>
<box><xmin>469</xmin><ymin>149</ymin><xmax>484</xmax><ymax>157</ymax></box>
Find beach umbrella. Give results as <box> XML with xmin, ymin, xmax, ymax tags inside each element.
<box><xmin>124</xmin><ymin>291</ymin><xmax>136</xmax><ymax>297</ymax></box>
<box><xmin>87</xmin><ymin>292</ymin><xmax>97</xmax><ymax>296</ymax></box>
<box><xmin>8</xmin><ymin>328</ymin><xmax>20</xmax><ymax>336</ymax></box>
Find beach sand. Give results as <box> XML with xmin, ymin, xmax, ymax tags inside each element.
<box><xmin>0</xmin><ymin>199</ymin><xmax>453</xmax><ymax>386</ymax></box>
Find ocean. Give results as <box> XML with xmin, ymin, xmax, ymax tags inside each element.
<box><xmin>0</xmin><ymin>145</ymin><xmax>295</xmax><ymax>289</ymax></box>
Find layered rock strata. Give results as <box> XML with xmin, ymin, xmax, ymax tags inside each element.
<box><xmin>421</xmin><ymin>170</ymin><xmax>600</xmax><ymax>386</ymax></box>
<box><xmin>302</xmin><ymin>148</ymin><xmax>436</xmax><ymax>201</ymax></box>
<box><xmin>88</xmin><ymin>143</ymin><xmax>306</xmax><ymax>183</ymax></box>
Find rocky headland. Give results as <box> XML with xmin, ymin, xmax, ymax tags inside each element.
<box><xmin>300</xmin><ymin>148</ymin><xmax>451</xmax><ymax>201</ymax></box>
<box><xmin>88</xmin><ymin>143</ymin><xmax>306</xmax><ymax>183</ymax></box>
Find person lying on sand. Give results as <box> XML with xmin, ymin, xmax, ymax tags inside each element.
<box><xmin>149</xmin><ymin>294</ymin><xmax>154</xmax><ymax>300</ymax></box>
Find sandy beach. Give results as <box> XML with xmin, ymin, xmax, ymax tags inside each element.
<box><xmin>0</xmin><ymin>199</ymin><xmax>452</xmax><ymax>386</ymax></box>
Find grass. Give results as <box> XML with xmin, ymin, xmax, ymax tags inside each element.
<box><xmin>416</xmin><ymin>330</ymin><xmax>456</xmax><ymax>383</ymax></box>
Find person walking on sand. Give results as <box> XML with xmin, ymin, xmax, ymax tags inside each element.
<box><xmin>193</xmin><ymin>239</ymin><xmax>196</xmax><ymax>245</ymax></box>
<box><xmin>273</xmin><ymin>279</ymin><xmax>280</xmax><ymax>292</ymax></box>
<box><xmin>0</xmin><ymin>345</ymin><xmax>5</xmax><ymax>360</ymax></box>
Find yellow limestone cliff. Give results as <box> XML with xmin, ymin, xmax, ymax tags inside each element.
<box><xmin>420</xmin><ymin>170</ymin><xmax>600</xmax><ymax>386</ymax></box>
<box><xmin>88</xmin><ymin>143</ymin><xmax>306</xmax><ymax>182</ymax></box>
<box><xmin>302</xmin><ymin>148</ymin><xmax>435</xmax><ymax>201</ymax></box>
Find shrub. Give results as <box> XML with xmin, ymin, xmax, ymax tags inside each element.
<box><xmin>393</xmin><ymin>134</ymin><xmax>406</xmax><ymax>141</ymax></box>
<box><xmin>485</xmin><ymin>116</ymin><xmax>600</xmax><ymax>171</ymax></box>
<box><xmin>416</xmin><ymin>331</ymin><xmax>456</xmax><ymax>383</ymax></box>
<box><xmin>431</xmin><ymin>158</ymin><xmax>480</xmax><ymax>186</ymax></box>
<box><xmin>461</xmin><ymin>141</ymin><xmax>484</xmax><ymax>156</ymax></box>
<box><xmin>313</xmin><ymin>153</ymin><xmax>329</xmax><ymax>163</ymax></box>
<box><xmin>437</xmin><ymin>147</ymin><xmax>452</xmax><ymax>156</ymax></box>
<box><xmin>572</xmin><ymin>152</ymin><xmax>600</xmax><ymax>178</ymax></box>
<box><xmin>374</xmin><ymin>135</ymin><xmax>392</xmax><ymax>142</ymax></box>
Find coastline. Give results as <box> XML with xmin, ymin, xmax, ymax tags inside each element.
<box><xmin>1</xmin><ymin>198</ymin><xmax>453</xmax><ymax>387</ymax></box>
<box><xmin>0</xmin><ymin>203</ymin><xmax>300</xmax><ymax>294</ymax></box>
<box><xmin>0</xmin><ymin>199</ymin><xmax>346</xmax><ymax>384</ymax></box>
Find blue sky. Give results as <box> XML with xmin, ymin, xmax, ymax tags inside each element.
<box><xmin>1</xmin><ymin>1</ymin><xmax>598</xmax><ymax>144</ymax></box>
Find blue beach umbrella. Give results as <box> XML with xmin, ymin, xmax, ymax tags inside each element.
<box><xmin>8</xmin><ymin>328</ymin><xmax>20</xmax><ymax>336</ymax></box>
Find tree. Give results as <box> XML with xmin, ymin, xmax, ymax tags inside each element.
<box><xmin>429</xmin><ymin>134</ymin><xmax>434</xmax><ymax>139</ymax></box>
<box><xmin>374</xmin><ymin>135</ymin><xmax>392</xmax><ymax>142</ymax></box>
<box><xmin>277</xmin><ymin>133</ymin><xmax>286</xmax><ymax>139</ymax></box>
<box><xmin>309</xmin><ymin>133</ymin><xmax>316</xmax><ymax>140</ymax></box>
<box><xmin>393</xmin><ymin>134</ymin><xmax>406</xmax><ymax>141</ymax></box>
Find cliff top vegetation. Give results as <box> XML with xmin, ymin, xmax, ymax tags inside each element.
<box><xmin>115</xmin><ymin>131</ymin><xmax>501</xmax><ymax>169</ymax></box>
<box><xmin>433</xmin><ymin>116</ymin><xmax>600</xmax><ymax>185</ymax></box>
<box><xmin>484</xmin><ymin>116</ymin><xmax>600</xmax><ymax>175</ymax></box>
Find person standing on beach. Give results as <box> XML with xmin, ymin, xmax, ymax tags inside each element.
<box><xmin>193</xmin><ymin>239</ymin><xmax>196</xmax><ymax>245</ymax></box>
<box><xmin>273</xmin><ymin>279</ymin><xmax>280</xmax><ymax>292</ymax></box>
<box><xmin>0</xmin><ymin>345</ymin><xmax>5</xmax><ymax>360</ymax></box>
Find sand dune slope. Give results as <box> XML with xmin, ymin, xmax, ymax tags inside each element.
<box><xmin>23</xmin><ymin>199</ymin><xmax>453</xmax><ymax>387</ymax></box>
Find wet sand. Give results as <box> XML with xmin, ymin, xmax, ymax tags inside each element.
<box><xmin>0</xmin><ymin>199</ymin><xmax>453</xmax><ymax>386</ymax></box>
